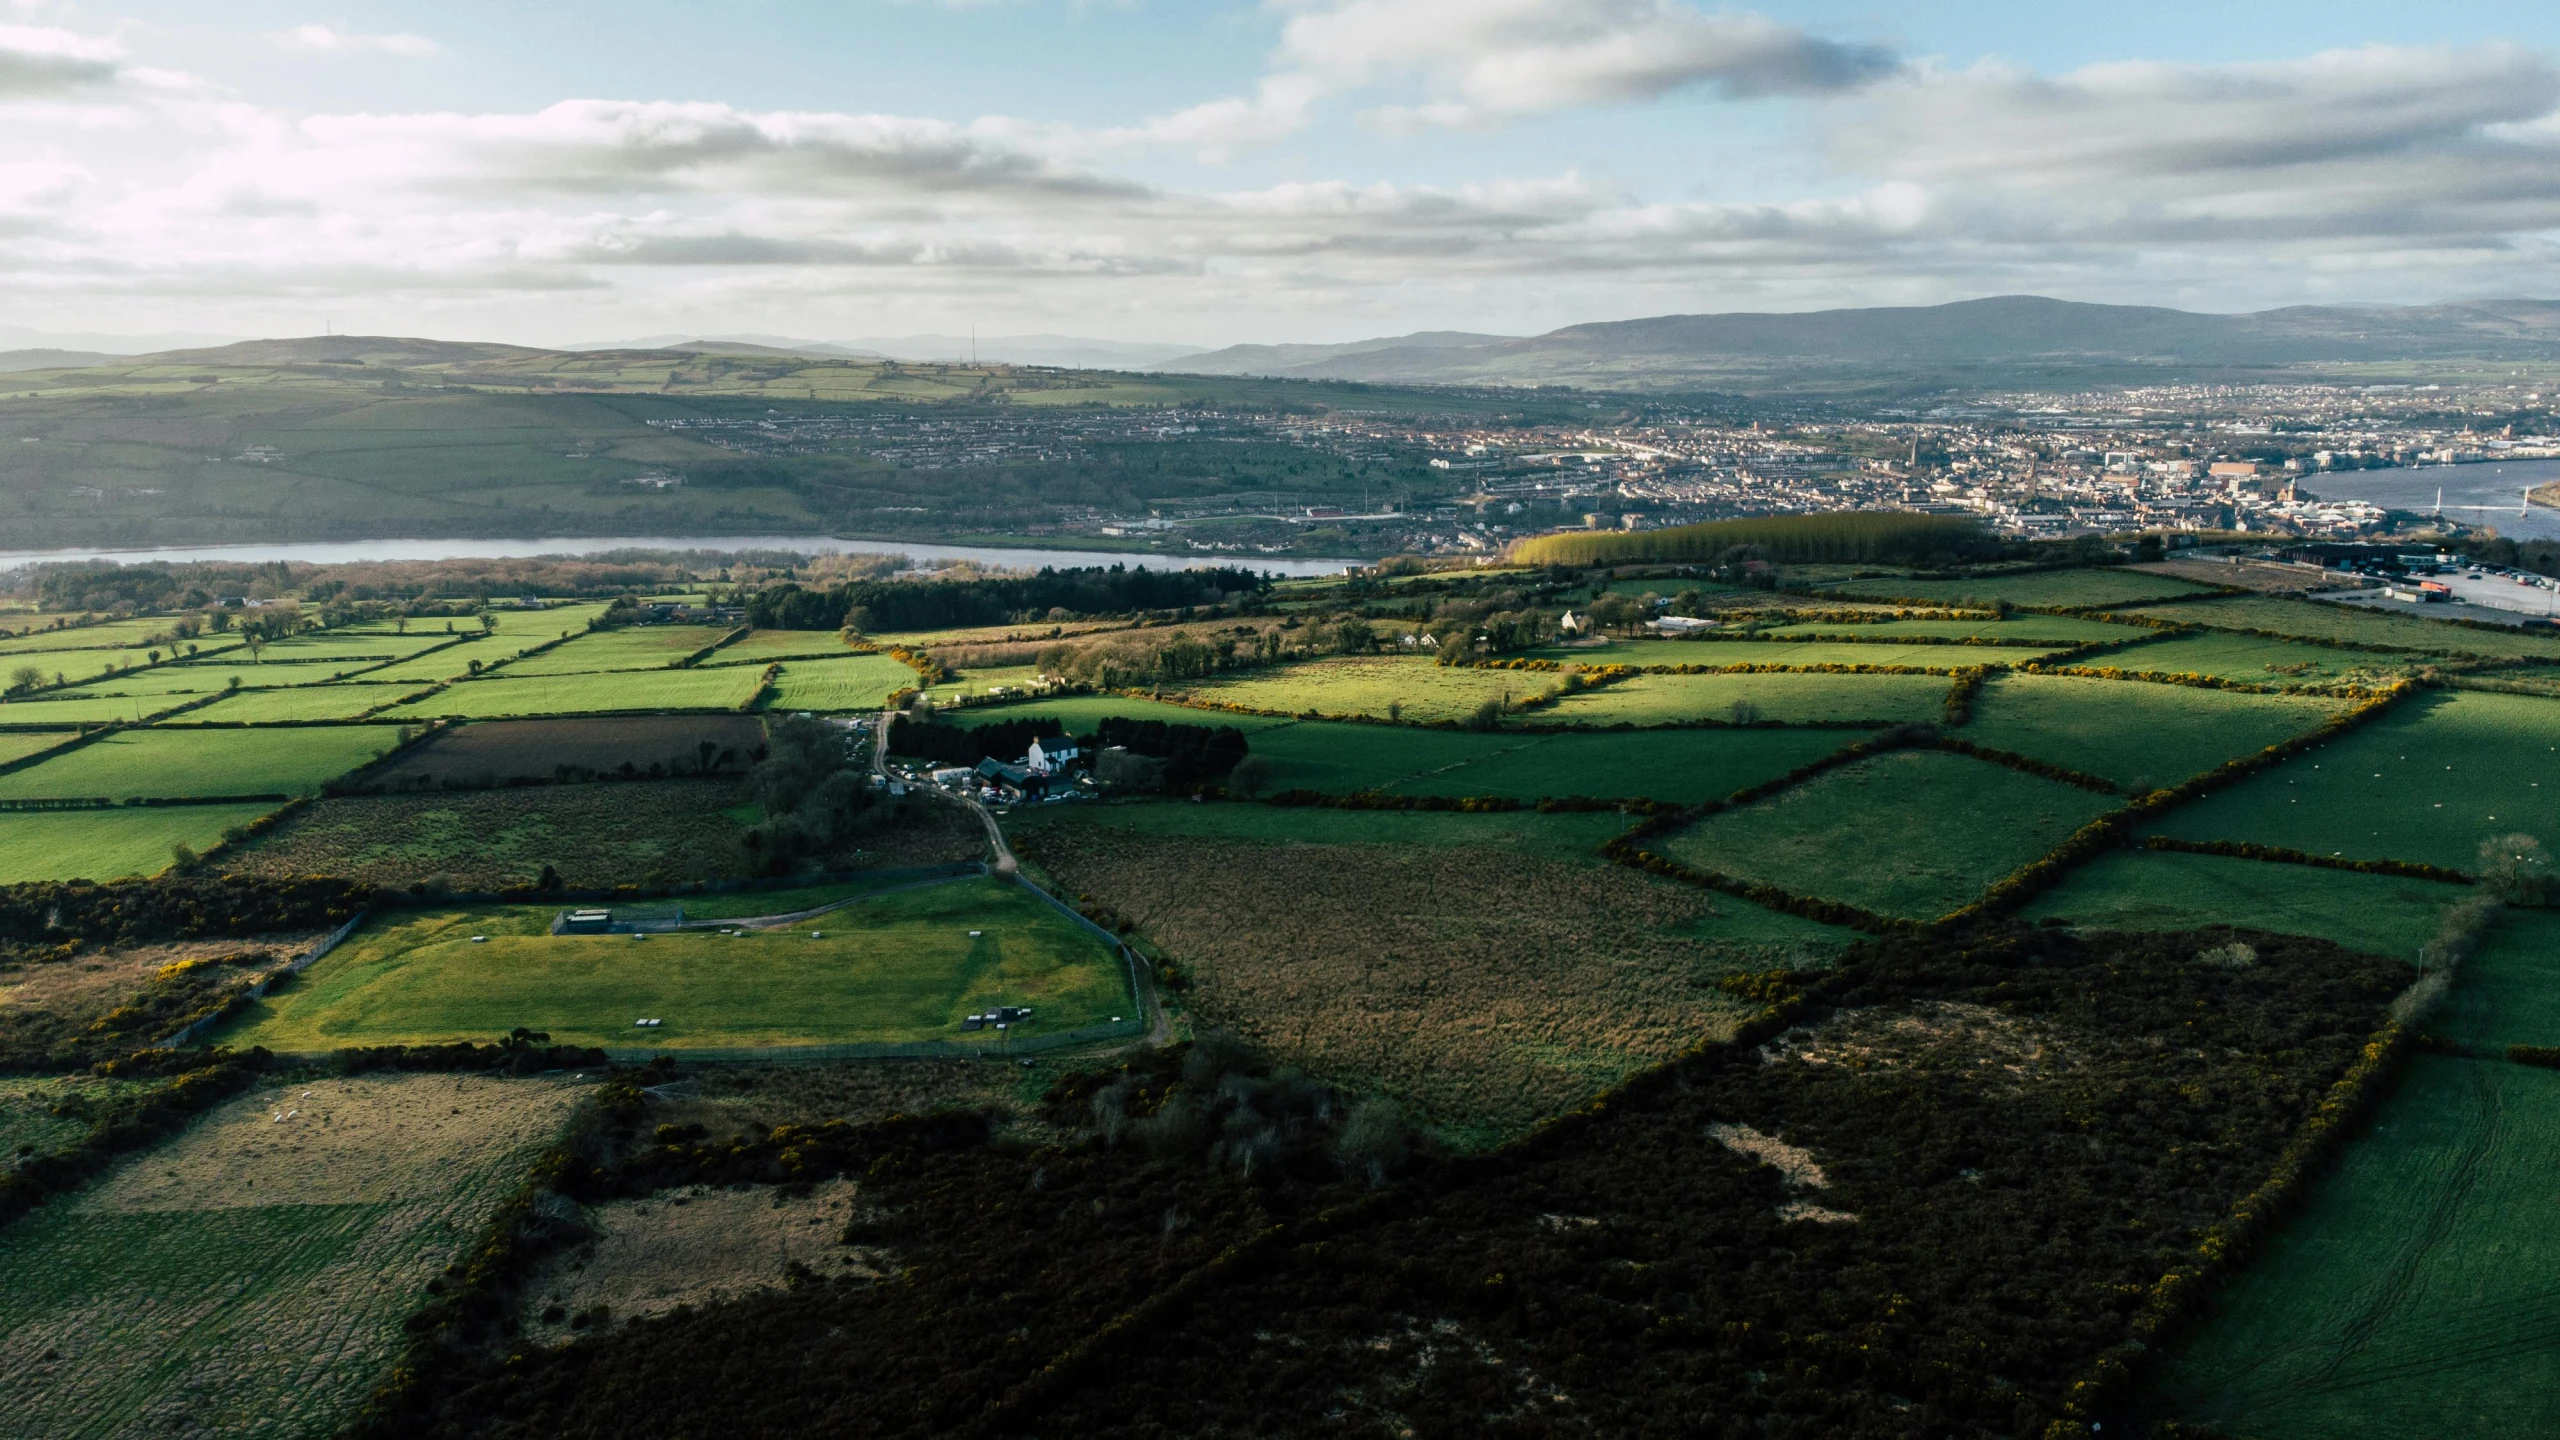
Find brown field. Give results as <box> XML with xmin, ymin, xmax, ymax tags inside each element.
<box><xmin>365</xmin><ymin>715</ymin><xmax>771</xmax><ymax>788</ymax></box>
<box><xmin>0</xmin><ymin>1073</ymin><xmax>584</xmax><ymax>1440</ymax></box>
<box><xmin>521</xmin><ymin>1180</ymin><xmax>880</xmax><ymax>1341</ymax></box>
<box><xmin>225</xmin><ymin>781</ymin><xmax>985</xmax><ymax>890</ymax></box>
<box><xmin>1</xmin><ymin>935</ymin><xmax>319</xmax><ymax>1069</ymax></box>
<box><xmin>1013</xmin><ymin>828</ymin><xmax>1845</xmax><ymax>1146</ymax></box>
<box><xmin>649</xmin><ymin>1060</ymin><xmax>1030</xmax><ymax>1135</ymax></box>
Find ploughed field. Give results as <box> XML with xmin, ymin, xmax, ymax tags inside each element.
<box><xmin>217</xmin><ymin>876</ymin><xmax>1130</xmax><ymax>1054</ymax></box>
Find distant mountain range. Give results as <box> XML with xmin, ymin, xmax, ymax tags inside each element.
<box><xmin>1150</xmin><ymin>296</ymin><xmax>2560</xmax><ymax>393</ymax></box>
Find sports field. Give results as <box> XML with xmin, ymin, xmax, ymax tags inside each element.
<box><xmin>2016</xmin><ymin>849</ymin><xmax>2462</xmax><ymax>958</ymax></box>
<box><xmin>2112</xmin><ymin>595</ymin><xmax>2560</xmax><ymax>659</ymax></box>
<box><xmin>761</xmin><ymin>654</ymin><xmax>919</xmax><ymax>712</ymax></box>
<box><xmin>218</xmin><ymin>875</ymin><xmax>1128</xmax><ymax>1052</ymax></box>
<box><xmin>1552</xmin><ymin>669</ymin><xmax>1950</xmax><ymax>725</ymax></box>
<box><xmin>1960</xmin><ymin>673</ymin><xmax>2344</xmax><ymax>789</ymax></box>
<box><xmin>0</xmin><ymin>725</ymin><xmax>394</xmax><ymax>800</ymax></box>
<box><xmin>0</xmin><ymin>802</ymin><xmax>279</xmax><ymax>883</ymax></box>
<box><xmin>380</xmin><ymin>666</ymin><xmax>765</xmax><ymax>718</ymax></box>
<box><xmin>2146</xmin><ymin>910</ymin><xmax>2560</xmax><ymax>1439</ymax></box>
<box><xmin>2149</xmin><ymin>690</ymin><xmax>2560</xmax><ymax>870</ymax></box>
<box><xmin>1658</xmin><ymin>748</ymin><xmax>2122</xmax><ymax>919</ymax></box>
<box><xmin>1832</xmin><ymin>569</ymin><xmax>2224</xmax><ymax>609</ymax></box>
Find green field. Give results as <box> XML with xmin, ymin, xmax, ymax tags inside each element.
<box><xmin>0</xmin><ymin>1073</ymin><xmax>582</xmax><ymax>1440</ymax></box>
<box><xmin>950</xmin><ymin>694</ymin><xmax>1301</xmax><ymax>735</ymax></box>
<box><xmin>1761</xmin><ymin>615</ymin><xmax>2142</xmax><ymax>643</ymax></box>
<box><xmin>0</xmin><ymin>646</ymin><xmax>215</xmax><ymax>685</ymax></box>
<box><xmin>2150</xmin><ymin>690</ymin><xmax>2560</xmax><ymax>871</ymax></box>
<box><xmin>46</xmin><ymin>665</ymin><xmax>251</xmax><ymax>697</ymax></box>
<box><xmin>0</xmin><ymin>725</ymin><xmax>395</xmax><ymax>800</ymax></box>
<box><xmin>219</xmin><ymin>876</ymin><xmax>1128</xmax><ymax>1051</ymax></box>
<box><xmin>0</xmin><ymin>692</ymin><xmax>203</xmax><ymax>726</ymax></box>
<box><xmin>2092</xmin><ymin>630</ymin><xmax>2419</xmax><ymax>684</ymax></box>
<box><xmin>1530</xmin><ymin>638</ymin><xmax>2063</xmax><ymax>668</ymax></box>
<box><xmin>380</xmin><ymin>666</ymin><xmax>764</xmax><ymax>718</ymax></box>
<box><xmin>360</xmin><ymin>634</ymin><xmax>542</xmax><ymax>682</ymax></box>
<box><xmin>491</xmin><ymin>625</ymin><xmax>735</xmax><ymax>676</ymax></box>
<box><xmin>1012</xmin><ymin>801</ymin><xmax>1633</xmax><ymax>859</ymax></box>
<box><xmin>1961</xmin><ymin>673</ymin><xmax>2345</xmax><ymax>789</ymax></box>
<box><xmin>2114</xmin><ymin>595</ymin><xmax>2560</xmax><ymax>659</ymax></box>
<box><xmin>1549</xmin><ymin>670</ymin><xmax>1951</xmax><ymax>726</ymax></box>
<box><xmin>2146</xmin><ymin>909</ymin><xmax>2560</xmax><ymax>1439</ymax></box>
<box><xmin>2016</xmin><ymin>849</ymin><xmax>2462</xmax><ymax>958</ymax></box>
<box><xmin>0</xmin><ymin>802</ymin><xmax>280</xmax><ymax>882</ymax></box>
<box><xmin>762</xmin><ymin>655</ymin><xmax>921</xmax><ymax>712</ymax></box>
<box><xmin>235</xmin><ymin>631</ymin><xmax>454</xmax><ymax>662</ymax></box>
<box><xmin>711</xmin><ymin>629</ymin><xmax>859</xmax><ymax>664</ymax></box>
<box><xmin>1398</xmin><ymin>727</ymin><xmax>1860</xmax><ymax>803</ymax></box>
<box><xmin>1178</xmin><ymin>657</ymin><xmax>1550</xmax><ymax>723</ymax></box>
<box><xmin>0</xmin><ymin>1077</ymin><xmax>160</xmax><ymax>1161</ymax></box>
<box><xmin>0</xmin><ymin>731</ymin><xmax>76</xmax><ymax>766</ymax></box>
<box><xmin>1831</xmin><ymin>569</ymin><xmax>2224</xmax><ymax>609</ymax></box>
<box><xmin>169</xmin><ymin>684</ymin><xmax>423</xmax><ymax>724</ymax></box>
<box><xmin>0</xmin><ymin>618</ymin><xmax>203</xmax><ymax>655</ymax></box>
<box><xmin>1658</xmin><ymin>749</ymin><xmax>2122</xmax><ymax>919</ymax></box>
<box><xmin>488</xmin><ymin>603</ymin><xmax>613</xmax><ymax>635</ymax></box>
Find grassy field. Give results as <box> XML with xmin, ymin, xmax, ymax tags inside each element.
<box><xmin>2145</xmin><ymin>909</ymin><xmax>2560</xmax><ymax>1439</ymax></box>
<box><xmin>0</xmin><ymin>692</ymin><xmax>202</xmax><ymax>727</ymax></box>
<box><xmin>762</xmin><ymin>655</ymin><xmax>919</xmax><ymax>712</ymax></box>
<box><xmin>1232</xmin><ymin>722</ymin><xmax>1527</xmax><ymax>794</ymax></box>
<box><xmin>0</xmin><ymin>725</ymin><xmax>395</xmax><ymax>800</ymax></box>
<box><xmin>1012</xmin><ymin>800</ymin><xmax>1633</xmax><ymax>859</ymax></box>
<box><xmin>0</xmin><ymin>731</ymin><xmax>75</xmax><ymax>766</ymax></box>
<box><xmin>219</xmin><ymin>876</ymin><xmax>1126</xmax><ymax>1052</ymax></box>
<box><xmin>2113</xmin><ymin>595</ymin><xmax>2560</xmax><ymax>659</ymax></box>
<box><xmin>380</xmin><ymin>666</ymin><xmax>765</xmax><ymax>718</ymax></box>
<box><xmin>2093</xmin><ymin>630</ymin><xmax>2420</xmax><ymax>684</ymax></box>
<box><xmin>1550</xmin><ymin>670</ymin><xmax>1951</xmax><ymax>726</ymax></box>
<box><xmin>0</xmin><ymin>1073</ymin><xmax>583</xmax><ymax>1440</ymax></box>
<box><xmin>1176</xmin><ymin>657</ymin><xmax>1549</xmax><ymax>723</ymax></box>
<box><xmin>1961</xmin><ymin>674</ymin><xmax>2345</xmax><ymax>789</ymax></box>
<box><xmin>167</xmin><ymin>684</ymin><xmax>423</xmax><ymax>724</ymax></box>
<box><xmin>0</xmin><ymin>618</ymin><xmax>203</xmax><ymax>655</ymax></box>
<box><xmin>1761</xmin><ymin>615</ymin><xmax>2143</xmax><ymax>643</ymax></box>
<box><xmin>1014</xmin><ymin>822</ymin><xmax>1844</xmax><ymax>1145</ymax></box>
<box><xmin>2149</xmin><ymin>690</ymin><xmax>2560</xmax><ymax>871</ymax></box>
<box><xmin>0</xmin><ymin>1076</ymin><xmax>162</xmax><ymax>1163</ymax></box>
<box><xmin>492</xmin><ymin>625</ymin><xmax>736</xmax><ymax>676</ymax></box>
<box><xmin>2016</xmin><ymin>849</ymin><xmax>2462</xmax><ymax>958</ymax></box>
<box><xmin>1238</xmin><ymin>721</ymin><xmax>1856</xmax><ymax>802</ymax></box>
<box><xmin>1</xmin><ymin>647</ymin><xmax>206</xmax><ymax>685</ymax></box>
<box><xmin>1831</xmin><ymin>569</ymin><xmax>2224</xmax><ymax>608</ymax></box>
<box><xmin>948</xmin><ymin>694</ymin><xmax>1301</xmax><ymax>735</ymax></box>
<box><xmin>0</xmin><ymin>802</ymin><xmax>282</xmax><ymax>883</ymax></box>
<box><xmin>1529</xmin><ymin>638</ymin><xmax>2066</xmax><ymax>668</ymax></box>
<box><xmin>359</xmin><ymin>634</ymin><xmax>540</xmax><ymax>683</ymax></box>
<box><xmin>711</xmin><ymin>629</ymin><xmax>860</xmax><ymax>664</ymax></box>
<box><xmin>1659</xmin><ymin>749</ymin><xmax>2122</xmax><ymax>920</ymax></box>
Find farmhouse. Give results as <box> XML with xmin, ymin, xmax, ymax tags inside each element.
<box><xmin>1026</xmin><ymin>734</ymin><xmax>1082</xmax><ymax>773</ymax></box>
<box><xmin>973</xmin><ymin>757</ymin><xmax>1047</xmax><ymax>800</ymax></box>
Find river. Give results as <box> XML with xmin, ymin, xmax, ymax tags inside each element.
<box><xmin>0</xmin><ymin>533</ymin><xmax>1358</xmax><ymax>578</ymax></box>
<box><xmin>2299</xmin><ymin>457</ymin><xmax>2560</xmax><ymax>541</ymax></box>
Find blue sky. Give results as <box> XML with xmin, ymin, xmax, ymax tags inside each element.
<box><xmin>4</xmin><ymin>1</ymin><xmax>2559</xmax><ymax>348</ymax></box>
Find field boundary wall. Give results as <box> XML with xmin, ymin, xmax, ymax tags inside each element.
<box><xmin>160</xmin><ymin>908</ymin><xmax>370</xmax><ymax>1047</ymax></box>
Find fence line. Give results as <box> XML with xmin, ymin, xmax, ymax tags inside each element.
<box><xmin>160</xmin><ymin>908</ymin><xmax>369</xmax><ymax>1047</ymax></box>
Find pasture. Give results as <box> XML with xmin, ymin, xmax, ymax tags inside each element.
<box><xmin>710</xmin><ymin>629</ymin><xmax>860</xmax><ymax>664</ymax></box>
<box><xmin>1831</xmin><ymin>569</ymin><xmax>2223</xmax><ymax>609</ymax></box>
<box><xmin>762</xmin><ymin>654</ymin><xmax>920</xmax><ymax>712</ymax></box>
<box><xmin>0</xmin><ymin>1073</ymin><xmax>583</xmax><ymax>1440</ymax></box>
<box><xmin>0</xmin><ymin>731</ymin><xmax>75</xmax><ymax>766</ymax></box>
<box><xmin>1012</xmin><ymin>800</ymin><xmax>1633</xmax><ymax>859</ymax></box>
<box><xmin>2089</xmin><ymin>630</ymin><xmax>2416</xmax><ymax>684</ymax></box>
<box><xmin>380</xmin><ymin>665</ymin><xmax>766</xmax><ymax>718</ymax></box>
<box><xmin>2113</xmin><ymin>595</ymin><xmax>2560</xmax><ymax>659</ymax></box>
<box><xmin>1659</xmin><ymin>749</ymin><xmax>2122</xmax><ymax>920</ymax></box>
<box><xmin>218</xmin><ymin>876</ymin><xmax>1126</xmax><ymax>1052</ymax></box>
<box><xmin>171</xmin><ymin>683</ymin><xmax>423</xmax><ymax>724</ymax></box>
<box><xmin>492</xmin><ymin>625</ymin><xmax>735</xmax><ymax>676</ymax></box>
<box><xmin>1392</xmin><ymin>726</ymin><xmax>1862</xmax><ymax>803</ymax></box>
<box><xmin>2148</xmin><ymin>690</ymin><xmax>2560</xmax><ymax>871</ymax></box>
<box><xmin>1960</xmin><ymin>673</ymin><xmax>2344</xmax><ymax>789</ymax></box>
<box><xmin>1176</xmin><ymin>656</ymin><xmax>1544</xmax><ymax>723</ymax></box>
<box><xmin>1551</xmin><ymin>669</ymin><xmax>1951</xmax><ymax>726</ymax></box>
<box><xmin>0</xmin><ymin>725</ymin><xmax>394</xmax><ymax>800</ymax></box>
<box><xmin>0</xmin><ymin>802</ymin><xmax>282</xmax><ymax>884</ymax></box>
<box><xmin>1535</xmin><ymin>638</ymin><xmax>2066</xmax><ymax>668</ymax></box>
<box><xmin>1760</xmin><ymin>615</ymin><xmax>2142</xmax><ymax>643</ymax></box>
<box><xmin>0</xmin><ymin>692</ymin><xmax>200</xmax><ymax>727</ymax></box>
<box><xmin>2146</xmin><ymin>911</ymin><xmax>2560</xmax><ymax>1440</ymax></box>
<box><xmin>0</xmin><ymin>618</ymin><xmax>200</xmax><ymax>655</ymax></box>
<box><xmin>361</xmin><ymin>634</ymin><xmax>541</xmax><ymax>682</ymax></box>
<box><xmin>238</xmin><ymin>631</ymin><xmax>454</xmax><ymax>662</ymax></box>
<box><xmin>1</xmin><ymin>647</ymin><xmax>200</xmax><ymax>686</ymax></box>
<box><xmin>223</xmin><ymin>780</ymin><xmax>758</xmax><ymax>890</ymax></box>
<box><xmin>2016</xmin><ymin>849</ymin><xmax>2461</xmax><ymax>958</ymax></box>
<box><xmin>949</xmin><ymin>694</ymin><xmax>1300</xmax><ymax>734</ymax></box>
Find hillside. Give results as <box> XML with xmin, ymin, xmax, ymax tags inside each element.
<box><xmin>1156</xmin><ymin>295</ymin><xmax>2560</xmax><ymax>392</ymax></box>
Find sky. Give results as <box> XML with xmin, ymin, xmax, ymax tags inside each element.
<box><xmin>3</xmin><ymin>0</ymin><xmax>2559</xmax><ymax>350</ymax></box>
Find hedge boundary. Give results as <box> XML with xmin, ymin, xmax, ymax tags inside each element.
<box><xmin>0</xmin><ymin>1049</ymin><xmax>268</xmax><ymax>1233</ymax></box>
<box><xmin>2140</xmin><ymin>835</ymin><xmax>2473</xmax><ymax>886</ymax></box>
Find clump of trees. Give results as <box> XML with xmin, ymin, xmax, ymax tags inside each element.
<box><xmin>737</xmin><ymin>717</ymin><xmax>874</xmax><ymax>874</ymax></box>
<box><xmin>1063</xmin><ymin>1033</ymin><xmax>1417</xmax><ymax>1187</ymax></box>
<box><xmin>751</xmin><ymin>565</ymin><xmax>1268</xmax><ymax>632</ymax></box>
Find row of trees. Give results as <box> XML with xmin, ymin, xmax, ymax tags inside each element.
<box><xmin>745</xmin><ymin>565</ymin><xmax>1269</xmax><ymax>633</ymax></box>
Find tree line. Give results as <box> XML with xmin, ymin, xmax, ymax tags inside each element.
<box><xmin>744</xmin><ymin>565</ymin><xmax>1268</xmax><ymax>632</ymax></box>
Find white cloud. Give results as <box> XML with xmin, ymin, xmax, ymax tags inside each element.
<box><xmin>0</xmin><ymin>24</ymin><xmax>123</xmax><ymax>95</ymax></box>
<box><xmin>277</xmin><ymin>24</ymin><xmax>441</xmax><ymax>57</ymax></box>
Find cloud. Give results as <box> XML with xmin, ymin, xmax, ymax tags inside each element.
<box><xmin>277</xmin><ymin>24</ymin><xmax>441</xmax><ymax>57</ymax></box>
<box><xmin>0</xmin><ymin>25</ymin><xmax>123</xmax><ymax>96</ymax></box>
<box><xmin>1121</xmin><ymin>1</ymin><xmax>1894</xmax><ymax>153</ymax></box>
